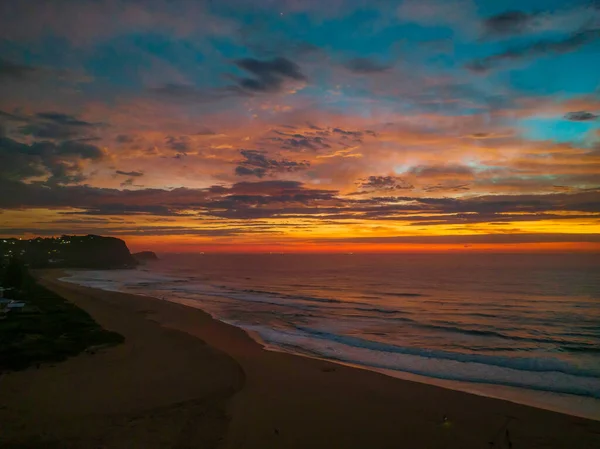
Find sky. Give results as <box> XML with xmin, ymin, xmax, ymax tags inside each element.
<box><xmin>0</xmin><ymin>0</ymin><xmax>599</xmax><ymax>252</ymax></box>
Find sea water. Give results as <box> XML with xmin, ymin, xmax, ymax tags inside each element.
<box><xmin>61</xmin><ymin>253</ymin><xmax>600</xmax><ymax>420</ymax></box>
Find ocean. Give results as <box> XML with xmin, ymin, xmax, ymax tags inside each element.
<box><xmin>61</xmin><ymin>253</ymin><xmax>600</xmax><ymax>420</ymax></box>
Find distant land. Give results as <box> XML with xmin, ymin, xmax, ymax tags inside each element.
<box><xmin>132</xmin><ymin>251</ymin><xmax>159</xmax><ymax>262</ymax></box>
<box><xmin>0</xmin><ymin>235</ymin><xmax>138</xmax><ymax>269</ymax></box>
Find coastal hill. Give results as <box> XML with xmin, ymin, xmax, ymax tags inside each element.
<box><xmin>132</xmin><ymin>251</ymin><xmax>159</xmax><ymax>262</ymax></box>
<box><xmin>0</xmin><ymin>235</ymin><xmax>138</xmax><ymax>269</ymax></box>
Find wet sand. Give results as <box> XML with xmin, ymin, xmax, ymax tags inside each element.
<box><xmin>1</xmin><ymin>270</ymin><xmax>599</xmax><ymax>448</ymax></box>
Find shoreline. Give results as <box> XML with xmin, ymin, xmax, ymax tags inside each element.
<box><xmin>143</xmin><ymin>292</ymin><xmax>600</xmax><ymax>422</ymax></box>
<box><xmin>2</xmin><ymin>269</ymin><xmax>599</xmax><ymax>448</ymax></box>
<box><xmin>59</xmin><ymin>268</ymin><xmax>600</xmax><ymax>422</ymax></box>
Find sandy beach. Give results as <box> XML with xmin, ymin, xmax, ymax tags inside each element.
<box><xmin>1</xmin><ymin>270</ymin><xmax>599</xmax><ymax>449</ymax></box>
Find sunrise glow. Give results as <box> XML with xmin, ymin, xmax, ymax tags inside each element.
<box><xmin>1</xmin><ymin>0</ymin><xmax>599</xmax><ymax>252</ymax></box>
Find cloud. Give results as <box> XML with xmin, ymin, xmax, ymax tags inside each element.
<box><xmin>423</xmin><ymin>183</ymin><xmax>470</xmax><ymax>192</ymax></box>
<box><xmin>408</xmin><ymin>164</ymin><xmax>475</xmax><ymax>179</ymax></box>
<box><xmin>397</xmin><ymin>0</ymin><xmax>475</xmax><ymax>27</ymax></box>
<box><xmin>481</xmin><ymin>6</ymin><xmax>600</xmax><ymax>39</ymax></box>
<box><xmin>482</xmin><ymin>11</ymin><xmax>538</xmax><ymax>37</ymax></box>
<box><xmin>116</xmin><ymin>170</ymin><xmax>144</xmax><ymax>177</ymax></box>
<box><xmin>0</xmin><ymin>59</ymin><xmax>92</xmax><ymax>87</ymax></box>
<box><xmin>234</xmin><ymin>57</ymin><xmax>307</xmax><ymax>93</ymax></box>
<box><xmin>165</xmin><ymin>135</ymin><xmax>191</xmax><ymax>152</ymax></box>
<box><xmin>35</xmin><ymin>112</ymin><xmax>94</xmax><ymax>127</ymax></box>
<box><xmin>344</xmin><ymin>58</ymin><xmax>392</xmax><ymax>74</ymax></box>
<box><xmin>194</xmin><ymin>128</ymin><xmax>216</xmax><ymax>136</ymax></box>
<box><xmin>18</xmin><ymin>111</ymin><xmax>97</xmax><ymax>140</ymax></box>
<box><xmin>0</xmin><ymin>0</ymin><xmax>235</xmax><ymax>43</ymax></box>
<box><xmin>333</xmin><ymin>127</ymin><xmax>363</xmax><ymax>139</ymax></box>
<box><xmin>268</xmin><ymin>130</ymin><xmax>332</xmax><ymax>152</ymax></box>
<box><xmin>115</xmin><ymin>134</ymin><xmax>135</xmax><ymax>143</ymax></box>
<box><xmin>235</xmin><ymin>166</ymin><xmax>266</xmax><ymax>177</ymax></box>
<box><xmin>149</xmin><ymin>83</ymin><xmax>236</xmax><ymax>103</ymax></box>
<box><xmin>3</xmin><ymin>176</ymin><xmax>599</xmax><ymax>222</ymax></box>
<box><xmin>0</xmin><ymin>136</ymin><xmax>105</xmax><ymax>184</ymax></box>
<box><xmin>564</xmin><ymin>111</ymin><xmax>599</xmax><ymax>121</ymax></box>
<box><xmin>0</xmin><ymin>58</ymin><xmax>37</xmax><ymax>80</ymax></box>
<box><xmin>320</xmin><ymin>233</ymin><xmax>600</xmax><ymax>244</ymax></box>
<box><xmin>0</xmin><ymin>179</ymin><xmax>339</xmax><ymax>217</ymax></box>
<box><xmin>467</xmin><ymin>29</ymin><xmax>600</xmax><ymax>72</ymax></box>
<box><xmin>357</xmin><ymin>176</ymin><xmax>414</xmax><ymax>191</ymax></box>
<box><xmin>235</xmin><ymin>150</ymin><xmax>310</xmax><ymax>178</ymax></box>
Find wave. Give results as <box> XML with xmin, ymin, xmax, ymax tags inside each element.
<box><xmin>61</xmin><ymin>266</ymin><xmax>600</xmax><ymax>401</ymax></box>
<box><xmin>371</xmin><ymin>291</ymin><xmax>428</xmax><ymax>298</ymax></box>
<box><xmin>354</xmin><ymin>307</ymin><xmax>400</xmax><ymax>315</ymax></box>
<box><xmin>293</xmin><ymin>326</ymin><xmax>600</xmax><ymax>379</ymax></box>
<box><xmin>411</xmin><ymin>320</ymin><xmax>595</xmax><ymax>347</ymax></box>
<box><xmin>248</xmin><ymin>325</ymin><xmax>600</xmax><ymax>399</ymax></box>
<box><xmin>239</xmin><ymin>289</ymin><xmax>343</xmax><ymax>304</ymax></box>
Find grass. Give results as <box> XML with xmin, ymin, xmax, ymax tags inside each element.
<box><xmin>0</xmin><ymin>271</ymin><xmax>124</xmax><ymax>371</ymax></box>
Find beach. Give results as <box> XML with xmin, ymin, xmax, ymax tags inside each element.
<box><xmin>1</xmin><ymin>270</ymin><xmax>599</xmax><ymax>449</ymax></box>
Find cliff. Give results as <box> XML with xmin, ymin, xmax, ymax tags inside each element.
<box><xmin>132</xmin><ymin>251</ymin><xmax>159</xmax><ymax>262</ymax></box>
<box><xmin>0</xmin><ymin>235</ymin><xmax>138</xmax><ymax>269</ymax></box>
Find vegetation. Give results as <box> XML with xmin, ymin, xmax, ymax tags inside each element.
<box><xmin>2</xmin><ymin>257</ymin><xmax>23</xmax><ymax>290</ymax></box>
<box><xmin>0</xmin><ymin>263</ymin><xmax>124</xmax><ymax>371</ymax></box>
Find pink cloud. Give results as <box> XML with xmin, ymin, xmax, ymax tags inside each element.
<box><xmin>0</xmin><ymin>0</ymin><xmax>236</xmax><ymax>43</ymax></box>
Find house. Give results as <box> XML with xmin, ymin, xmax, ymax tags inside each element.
<box><xmin>3</xmin><ymin>301</ymin><xmax>26</xmax><ymax>313</ymax></box>
<box><xmin>7</xmin><ymin>302</ymin><xmax>26</xmax><ymax>309</ymax></box>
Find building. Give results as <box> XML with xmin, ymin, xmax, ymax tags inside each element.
<box><xmin>7</xmin><ymin>302</ymin><xmax>26</xmax><ymax>309</ymax></box>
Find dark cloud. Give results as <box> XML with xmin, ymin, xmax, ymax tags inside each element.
<box><xmin>319</xmin><ymin>233</ymin><xmax>600</xmax><ymax>244</ymax></box>
<box><xmin>265</xmin><ymin>126</ymin><xmax>373</xmax><ymax>152</ymax></box>
<box><xmin>0</xmin><ymin>225</ymin><xmax>282</xmax><ymax>237</ymax></box>
<box><xmin>70</xmin><ymin>204</ymin><xmax>184</xmax><ymax>216</ymax></box>
<box><xmin>235</xmin><ymin>165</ymin><xmax>266</xmax><ymax>177</ymax></box>
<box><xmin>165</xmin><ymin>135</ymin><xmax>190</xmax><ymax>152</ymax></box>
<box><xmin>0</xmin><ymin>58</ymin><xmax>37</xmax><ymax>80</ymax></box>
<box><xmin>234</xmin><ymin>57</ymin><xmax>306</xmax><ymax>93</ymax></box>
<box><xmin>115</xmin><ymin>170</ymin><xmax>144</xmax><ymax>177</ymax></box>
<box><xmin>344</xmin><ymin>57</ymin><xmax>392</xmax><ymax>74</ymax></box>
<box><xmin>19</xmin><ymin>123</ymin><xmax>79</xmax><ymax>140</ymax></box>
<box><xmin>482</xmin><ymin>11</ymin><xmax>537</xmax><ymax>37</ymax></box>
<box><xmin>0</xmin><ymin>136</ymin><xmax>104</xmax><ymax>184</ymax></box>
<box><xmin>408</xmin><ymin>164</ymin><xmax>475</xmax><ymax>178</ymax></box>
<box><xmin>0</xmin><ymin>180</ymin><xmax>207</xmax><ymax>212</ymax></box>
<box><xmin>194</xmin><ymin>128</ymin><xmax>216</xmax><ymax>136</ymax></box>
<box><xmin>0</xmin><ymin>110</ymin><xmax>27</xmax><ymax>122</ymax></box>
<box><xmin>115</xmin><ymin>134</ymin><xmax>135</xmax><ymax>143</ymax></box>
<box><xmin>466</xmin><ymin>29</ymin><xmax>600</xmax><ymax>72</ymax></box>
<box><xmin>235</xmin><ymin>150</ymin><xmax>310</xmax><ymax>178</ymax></box>
<box><xmin>0</xmin><ymin>179</ymin><xmax>339</xmax><ymax>219</ymax></box>
<box><xmin>1</xmin><ymin>177</ymin><xmax>599</xmax><ymax>232</ymax></box>
<box><xmin>423</xmin><ymin>183</ymin><xmax>471</xmax><ymax>192</ymax></box>
<box><xmin>14</xmin><ymin>111</ymin><xmax>98</xmax><ymax>140</ymax></box>
<box><xmin>35</xmin><ymin>112</ymin><xmax>94</xmax><ymax>127</ymax></box>
<box><xmin>53</xmin><ymin>140</ymin><xmax>104</xmax><ymax>159</ymax></box>
<box><xmin>333</xmin><ymin>128</ymin><xmax>363</xmax><ymax>138</ymax></box>
<box><xmin>269</xmin><ymin>130</ymin><xmax>331</xmax><ymax>151</ymax></box>
<box><xmin>226</xmin><ymin>180</ymin><xmax>316</xmax><ymax>195</ymax></box>
<box><xmin>357</xmin><ymin>176</ymin><xmax>414</xmax><ymax>191</ymax></box>
<box><xmin>564</xmin><ymin>111</ymin><xmax>599</xmax><ymax>121</ymax></box>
